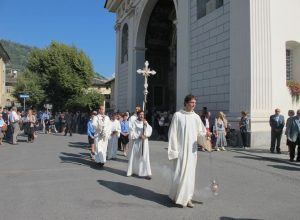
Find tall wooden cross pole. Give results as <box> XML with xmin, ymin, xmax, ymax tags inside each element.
<box><xmin>137</xmin><ymin>61</ymin><xmax>156</xmax><ymax>111</ymax></box>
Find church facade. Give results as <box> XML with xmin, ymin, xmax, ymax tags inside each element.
<box><xmin>105</xmin><ymin>0</ymin><xmax>300</xmax><ymax>148</ymax></box>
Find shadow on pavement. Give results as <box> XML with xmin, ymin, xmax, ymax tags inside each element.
<box><xmin>220</xmin><ymin>217</ymin><xmax>263</xmax><ymax>220</ymax></box>
<box><xmin>97</xmin><ymin>180</ymin><xmax>180</xmax><ymax>208</ymax></box>
<box><xmin>59</xmin><ymin>152</ymin><xmax>127</xmax><ymax>176</ymax></box>
<box><xmin>267</xmin><ymin>164</ymin><xmax>300</xmax><ymax>171</ymax></box>
<box><xmin>233</xmin><ymin>152</ymin><xmax>300</xmax><ymax>167</ymax></box>
<box><xmin>68</xmin><ymin>142</ymin><xmax>88</xmax><ymax>149</ymax></box>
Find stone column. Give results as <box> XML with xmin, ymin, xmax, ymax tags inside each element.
<box><xmin>176</xmin><ymin>0</ymin><xmax>190</xmax><ymax>110</ymax></box>
<box><xmin>114</xmin><ymin>22</ymin><xmax>121</xmax><ymax>112</ymax></box>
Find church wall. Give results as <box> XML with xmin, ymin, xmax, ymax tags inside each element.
<box><xmin>249</xmin><ymin>0</ymin><xmax>300</xmax><ymax>148</ymax></box>
<box><xmin>190</xmin><ymin>0</ymin><xmax>230</xmax><ymax>116</ymax></box>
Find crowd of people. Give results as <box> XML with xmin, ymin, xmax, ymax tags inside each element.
<box><xmin>0</xmin><ymin>106</ymin><xmax>91</xmax><ymax>145</ymax></box>
<box><xmin>272</xmin><ymin>108</ymin><xmax>300</xmax><ymax>162</ymax></box>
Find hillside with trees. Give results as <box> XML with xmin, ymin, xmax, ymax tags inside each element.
<box><xmin>0</xmin><ymin>39</ymin><xmax>34</xmax><ymax>72</ymax></box>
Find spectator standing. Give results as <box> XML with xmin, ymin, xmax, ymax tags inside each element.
<box><xmin>214</xmin><ymin>112</ymin><xmax>227</xmax><ymax>151</ymax></box>
<box><xmin>41</xmin><ymin>110</ymin><xmax>49</xmax><ymax>134</ymax></box>
<box><xmin>286</xmin><ymin>109</ymin><xmax>300</xmax><ymax>162</ymax></box>
<box><xmin>285</xmin><ymin>110</ymin><xmax>295</xmax><ymax>153</ymax></box>
<box><xmin>64</xmin><ymin>111</ymin><xmax>73</xmax><ymax>136</ymax></box>
<box><xmin>0</xmin><ymin>114</ymin><xmax>6</xmax><ymax>145</ymax></box>
<box><xmin>269</xmin><ymin>108</ymin><xmax>285</xmax><ymax>153</ymax></box>
<box><xmin>26</xmin><ymin>110</ymin><xmax>36</xmax><ymax>143</ymax></box>
<box><xmin>239</xmin><ymin>111</ymin><xmax>250</xmax><ymax>148</ymax></box>
<box><xmin>9</xmin><ymin>107</ymin><xmax>20</xmax><ymax>145</ymax></box>
<box><xmin>120</xmin><ymin>113</ymin><xmax>129</xmax><ymax>156</ymax></box>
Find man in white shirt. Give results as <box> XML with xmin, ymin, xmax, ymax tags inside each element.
<box><xmin>9</xmin><ymin>106</ymin><xmax>20</xmax><ymax>145</ymax></box>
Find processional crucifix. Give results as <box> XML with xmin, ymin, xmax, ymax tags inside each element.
<box><xmin>137</xmin><ymin>61</ymin><xmax>156</xmax><ymax>156</ymax></box>
<box><xmin>137</xmin><ymin>61</ymin><xmax>156</xmax><ymax>111</ymax></box>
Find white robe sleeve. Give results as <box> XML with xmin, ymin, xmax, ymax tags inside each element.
<box><xmin>144</xmin><ymin>123</ymin><xmax>152</xmax><ymax>137</ymax></box>
<box><xmin>130</xmin><ymin>121</ymin><xmax>140</xmax><ymax>140</ymax></box>
<box><xmin>197</xmin><ymin>116</ymin><xmax>209</xmax><ymax>149</ymax></box>
<box><xmin>168</xmin><ymin>113</ymin><xmax>179</xmax><ymax>160</ymax></box>
<box><xmin>116</xmin><ymin>121</ymin><xmax>121</xmax><ymax>138</ymax></box>
<box><xmin>104</xmin><ymin>117</ymin><xmax>112</xmax><ymax>139</ymax></box>
<box><xmin>92</xmin><ymin>115</ymin><xmax>102</xmax><ymax>133</ymax></box>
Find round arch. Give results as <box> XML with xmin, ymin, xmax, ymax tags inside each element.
<box><xmin>134</xmin><ymin>0</ymin><xmax>178</xmax><ymax>49</ymax></box>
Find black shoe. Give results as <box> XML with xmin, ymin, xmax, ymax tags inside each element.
<box><xmin>277</xmin><ymin>151</ymin><xmax>281</xmax><ymax>154</ymax></box>
<box><xmin>290</xmin><ymin>158</ymin><xmax>294</xmax><ymax>162</ymax></box>
<box><xmin>296</xmin><ymin>158</ymin><xmax>300</xmax><ymax>162</ymax></box>
<box><xmin>270</xmin><ymin>150</ymin><xmax>274</xmax><ymax>153</ymax></box>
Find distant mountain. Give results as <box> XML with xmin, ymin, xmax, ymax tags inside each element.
<box><xmin>1</xmin><ymin>39</ymin><xmax>109</xmax><ymax>79</ymax></box>
<box><xmin>0</xmin><ymin>39</ymin><xmax>35</xmax><ymax>73</ymax></box>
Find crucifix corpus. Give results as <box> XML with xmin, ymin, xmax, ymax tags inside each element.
<box><xmin>137</xmin><ymin>60</ymin><xmax>156</xmax><ymax>111</ymax></box>
<box><xmin>137</xmin><ymin>61</ymin><xmax>156</xmax><ymax>156</ymax></box>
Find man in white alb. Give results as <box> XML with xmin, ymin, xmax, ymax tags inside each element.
<box><xmin>127</xmin><ymin>110</ymin><xmax>152</xmax><ymax>179</ymax></box>
<box><xmin>107</xmin><ymin>113</ymin><xmax>121</xmax><ymax>160</ymax></box>
<box><xmin>92</xmin><ymin>105</ymin><xmax>111</xmax><ymax>167</ymax></box>
<box><xmin>168</xmin><ymin>94</ymin><xmax>207</xmax><ymax>208</ymax></box>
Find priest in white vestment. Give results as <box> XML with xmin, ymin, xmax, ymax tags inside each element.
<box><xmin>92</xmin><ymin>105</ymin><xmax>112</xmax><ymax>166</ymax></box>
<box><xmin>127</xmin><ymin>110</ymin><xmax>152</xmax><ymax>179</ymax></box>
<box><xmin>107</xmin><ymin>113</ymin><xmax>121</xmax><ymax>160</ymax></box>
<box><xmin>168</xmin><ymin>94</ymin><xmax>207</xmax><ymax>208</ymax></box>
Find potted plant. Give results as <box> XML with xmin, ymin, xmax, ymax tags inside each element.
<box><xmin>287</xmin><ymin>80</ymin><xmax>300</xmax><ymax>101</ymax></box>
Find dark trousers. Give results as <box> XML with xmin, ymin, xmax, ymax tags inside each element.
<box><xmin>28</xmin><ymin>127</ymin><xmax>35</xmax><ymax>141</ymax></box>
<box><xmin>65</xmin><ymin>124</ymin><xmax>72</xmax><ymax>136</ymax></box>
<box><xmin>270</xmin><ymin>129</ymin><xmax>283</xmax><ymax>152</ymax></box>
<box><xmin>241</xmin><ymin>132</ymin><xmax>248</xmax><ymax>147</ymax></box>
<box><xmin>290</xmin><ymin>135</ymin><xmax>300</xmax><ymax>161</ymax></box>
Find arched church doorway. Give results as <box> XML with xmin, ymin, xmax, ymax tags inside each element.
<box><xmin>145</xmin><ymin>0</ymin><xmax>177</xmax><ymax>114</ymax></box>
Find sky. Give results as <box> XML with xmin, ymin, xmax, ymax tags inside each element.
<box><xmin>0</xmin><ymin>0</ymin><xmax>116</xmax><ymax>78</ymax></box>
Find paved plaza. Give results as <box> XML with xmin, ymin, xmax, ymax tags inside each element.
<box><xmin>0</xmin><ymin>133</ymin><xmax>299</xmax><ymax>220</ymax></box>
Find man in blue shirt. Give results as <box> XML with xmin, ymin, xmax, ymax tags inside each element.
<box><xmin>41</xmin><ymin>110</ymin><xmax>49</xmax><ymax>134</ymax></box>
<box><xmin>120</xmin><ymin>113</ymin><xmax>129</xmax><ymax>156</ymax></box>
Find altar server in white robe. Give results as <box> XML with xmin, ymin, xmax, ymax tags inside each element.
<box><xmin>107</xmin><ymin>113</ymin><xmax>121</xmax><ymax>160</ymax></box>
<box><xmin>127</xmin><ymin>110</ymin><xmax>152</xmax><ymax>179</ymax></box>
<box><xmin>168</xmin><ymin>94</ymin><xmax>207</xmax><ymax>208</ymax></box>
<box><xmin>92</xmin><ymin>105</ymin><xmax>112</xmax><ymax>167</ymax></box>
<box><xmin>127</xmin><ymin>106</ymin><xmax>141</xmax><ymax>157</ymax></box>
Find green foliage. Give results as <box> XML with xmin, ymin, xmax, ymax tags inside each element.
<box><xmin>12</xmin><ymin>70</ymin><xmax>46</xmax><ymax>108</ymax></box>
<box><xmin>66</xmin><ymin>90</ymin><xmax>104</xmax><ymax>111</ymax></box>
<box><xmin>0</xmin><ymin>39</ymin><xmax>34</xmax><ymax>72</ymax></box>
<box><xmin>26</xmin><ymin>41</ymin><xmax>95</xmax><ymax>111</ymax></box>
<box><xmin>287</xmin><ymin>80</ymin><xmax>300</xmax><ymax>102</ymax></box>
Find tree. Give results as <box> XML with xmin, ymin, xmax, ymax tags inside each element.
<box><xmin>13</xmin><ymin>70</ymin><xmax>46</xmax><ymax>109</ymax></box>
<box><xmin>26</xmin><ymin>41</ymin><xmax>94</xmax><ymax>111</ymax></box>
<box><xmin>65</xmin><ymin>90</ymin><xmax>105</xmax><ymax>112</ymax></box>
